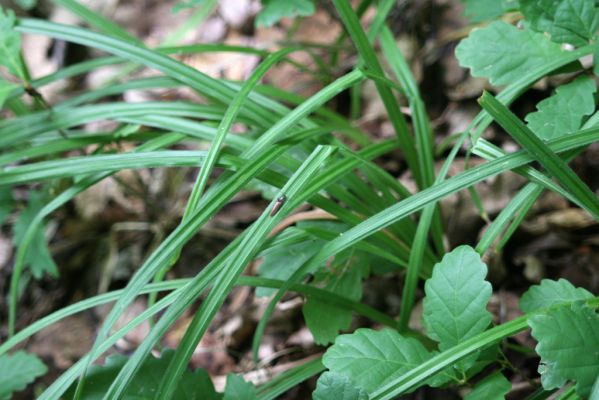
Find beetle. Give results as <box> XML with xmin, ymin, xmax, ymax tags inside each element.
<box><xmin>270</xmin><ymin>194</ymin><xmax>287</xmax><ymax>216</ymax></box>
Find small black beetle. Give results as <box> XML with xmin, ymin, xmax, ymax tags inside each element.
<box><xmin>270</xmin><ymin>195</ymin><xmax>287</xmax><ymax>216</ymax></box>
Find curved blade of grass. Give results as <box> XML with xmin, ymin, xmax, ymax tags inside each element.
<box><xmin>472</xmin><ymin>139</ymin><xmax>580</xmax><ymax>203</ymax></box>
<box><xmin>476</xmin><ymin>111</ymin><xmax>599</xmax><ymax>254</ymax></box>
<box><xmin>256</xmin><ymin>357</ymin><xmax>325</xmax><ymax>400</ymax></box>
<box><xmin>241</xmin><ymin>69</ymin><xmax>364</xmax><ymax>159</ymax></box>
<box><xmin>0</xmin><ymin>132</ymin><xmax>158</xmax><ymax>166</ymax></box>
<box><xmin>379</xmin><ymin>26</ymin><xmax>444</xmax><ymax>252</ymax></box>
<box><xmin>0</xmin><ymin>150</ymin><xmax>228</xmax><ymax>185</ymax></box>
<box><xmin>15</xmin><ymin>19</ymin><xmax>278</xmax><ymax>125</ymax></box>
<box><xmin>475</xmin><ymin>183</ymin><xmax>544</xmax><ymax>255</ymax></box>
<box><xmin>184</xmin><ymin>47</ymin><xmax>299</xmax><ymax>218</ymax></box>
<box><xmin>479</xmin><ymin>91</ymin><xmax>599</xmax><ymax>220</ymax></box>
<box><xmin>52</xmin><ymin>0</ymin><xmax>141</xmax><ymax>44</ymax></box>
<box><xmin>0</xmin><ymin>101</ymin><xmax>229</xmax><ymax>148</ymax></box>
<box><xmin>4</xmin><ymin>43</ymin><xmax>278</xmax><ymax>103</ymax></box>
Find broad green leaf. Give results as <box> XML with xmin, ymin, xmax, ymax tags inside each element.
<box><xmin>13</xmin><ymin>191</ymin><xmax>58</xmax><ymax>278</ymax></box>
<box><xmin>256</xmin><ymin>0</ymin><xmax>315</xmax><ymax>27</ymax></box>
<box><xmin>525</xmin><ymin>75</ymin><xmax>596</xmax><ymax>140</ymax></box>
<box><xmin>322</xmin><ymin>328</ymin><xmax>432</xmax><ymax>393</ymax></box>
<box><xmin>455</xmin><ymin>21</ymin><xmax>564</xmax><ymax>86</ymax></box>
<box><xmin>464</xmin><ymin>371</ymin><xmax>511</xmax><ymax>400</ymax></box>
<box><xmin>64</xmin><ymin>350</ymin><xmax>220</xmax><ymax>399</ymax></box>
<box><xmin>529</xmin><ymin>303</ymin><xmax>599</xmax><ymax>397</ymax></box>
<box><xmin>303</xmin><ymin>250</ymin><xmax>369</xmax><ymax>345</ymax></box>
<box><xmin>256</xmin><ymin>237</ymin><xmax>323</xmax><ymax>297</ymax></box>
<box><xmin>460</xmin><ymin>0</ymin><xmax>518</xmax><ymax>22</ymax></box>
<box><xmin>422</xmin><ymin>246</ymin><xmax>493</xmax><ymax>351</ymax></box>
<box><xmin>223</xmin><ymin>374</ymin><xmax>256</xmax><ymax>400</ymax></box>
<box><xmin>0</xmin><ymin>351</ymin><xmax>47</xmax><ymax>400</ymax></box>
<box><xmin>521</xmin><ymin>0</ymin><xmax>599</xmax><ymax>46</ymax></box>
<box><xmin>0</xmin><ymin>8</ymin><xmax>24</xmax><ymax>78</ymax></box>
<box><xmin>520</xmin><ymin>279</ymin><xmax>594</xmax><ymax>313</ymax></box>
<box><xmin>0</xmin><ymin>79</ymin><xmax>18</xmax><ymax>110</ymax></box>
<box><xmin>520</xmin><ymin>0</ymin><xmax>561</xmax><ymax>32</ymax></box>
<box><xmin>313</xmin><ymin>372</ymin><xmax>369</xmax><ymax>400</ymax></box>
<box><xmin>551</xmin><ymin>0</ymin><xmax>599</xmax><ymax>46</ymax></box>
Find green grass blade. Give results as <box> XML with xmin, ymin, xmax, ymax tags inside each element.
<box><xmin>256</xmin><ymin>357</ymin><xmax>325</xmax><ymax>400</ymax></box>
<box><xmin>184</xmin><ymin>48</ymin><xmax>298</xmax><ymax>218</ymax></box>
<box><xmin>331</xmin><ymin>0</ymin><xmax>420</xmax><ymax>185</ymax></box>
<box><xmin>479</xmin><ymin>91</ymin><xmax>599</xmax><ymax>220</ymax></box>
<box><xmin>15</xmin><ymin>19</ymin><xmax>276</xmax><ymax>124</ymax></box>
<box><xmin>0</xmin><ymin>151</ymin><xmax>223</xmax><ymax>185</ymax></box>
<box><xmin>52</xmin><ymin>0</ymin><xmax>141</xmax><ymax>43</ymax></box>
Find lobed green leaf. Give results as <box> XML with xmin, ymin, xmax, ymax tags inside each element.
<box><xmin>521</xmin><ymin>0</ymin><xmax>599</xmax><ymax>46</ymax></box>
<box><xmin>423</xmin><ymin>246</ymin><xmax>492</xmax><ymax>350</ymax></box>
<box><xmin>456</xmin><ymin>21</ymin><xmax>565</xmax><ymax>86</ymax></box>
<box><xmin>529</xmin><ymin>303</ymin><xmax>599</xmax><ymax>397</ymax></box>
<box><xmin>525</xmin><ymin>75</ymin><xmax>596</xmax><ymax>140</ymax></box>
<box><xmin>322</xmin><ymin>328</ymin><xmax>432</xmax><ymax>393</ymax></box>
<box><xmin>0</xmin><ymin>351</ymin><xmax>47</xmax><ymax>400</ymax></box>
<box><xmin>520</xmin><ymin>279</ymin><xmax>594</xmax><ymax>313</ymax></box>
<box><xmin>463</xmin><ymin>371</ymin><xmax>511</xmax><ymax>400</ymax></box>
<box><xmin>312</xmin><ymin>372</ymin><xmax>368</xmax><ymax>400</ymax></box>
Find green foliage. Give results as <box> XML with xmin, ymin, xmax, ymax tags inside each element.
<box><xmin>423</xmin><ymin>246</ymin><xmax>492</xmax><ymax>350</ymax></box>
<box><xmin>256</xmin><ymin>233</ymin><xmax>323</xmax><ymax>297</ymax></box>
<box><xmin>525</xmin><ymin>75</ymin><xmax>596</xmax><ymax>140</ymax></box>
<box><xmin>0</xmin><ymin>8</ymin><xmax>25</xmax><ymax>79</ymax></box>
<box><xmin>256</xmin><ymin>0</ymin><xmax>315</xmax><ymax>27</ymax></box>
<box><xmin>520</xmin><ymin>279</ymin><xmax>594</xmax><ymax>313</ymax></box>
<box><xmin>1</xmin><ymin>1</ymin><xmax>598</xmax><ymax>400</ymax></box>
<box><xmin>0</xmin><ymin>351</ymin><xmax>47</xmax><ymax>400</ymax></box>
<box><xmin>463</xmin><ymin>372</ymin><xmax>511</xmax><ymax>400</ymax></box>
<box><xmin>521</xmin><ymin>0</ymin><xmax>599</xmax><ymax>46</ymax></box>
<box><xmin>422</xmin><ymin>245</ymin><xmax>492</xmax><ymax>372</ymax></box>
<box><xmin>529</xmin><ymin>303</ymin><xmax>599</xmax><ymax>397</ymax></box>
<box><xmin>13</xmin><ymin>191</ymin><xmax>58</xmax><ymax>279</ymax></box>
<box><xmin>303</xmin><ymin>250</ymin><xmax>370</xmax><ymax>344</ymax></box>
<box><xmin>0</xmin><ymin>188</ymin><xmax>13</xmax><ymax>226</ymax></box>
<box><xmin>64</xmin><ymin>351</ymin><xmax>221</xmax><ymax>399</ymax></box>
<box><xmin>455</xmin><ymin>21</ymin><xmax>565</xmax><ymax>86</ymax></box>
<box><xmin>223</xmin><ymin>374</ymin><xmax>256</xmax><ymax>400</ymax></box>
<box><xmin>312</xmin><ymin>372</ymin><xmax>369</xmax><ymax>400</ymax></box>
<box><xmin>460</xmin><ymin>0</ymin><xmax>518</xmax><ymax>22</ymax></box>
<box><xmin>322</xmin><ymin>328</ymin><xmax>433</xmax><ymax>393</ymax></box>
<box><xmin>0</xmin><ymin>79</ymin><xmax>18</xmax><ymax>110</ymax></box>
